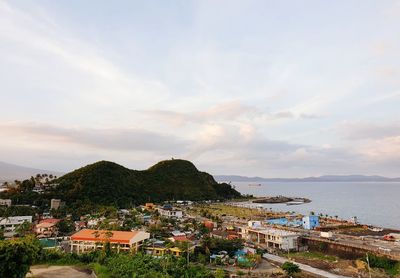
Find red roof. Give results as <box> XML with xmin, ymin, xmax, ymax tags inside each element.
<box><xmin>173</xmin><ymin>235</ymin><xmax>188</xmax><ymax>242</ymax></box>
<box><xmin>71</xmin><ymin>229</ymin><xmax>139</xmax><ymax>244</ymax></box>
<box><xmin>40</xmin><ymin>218</ymin><xmax>61</xmax><ymax>224</ymax></box>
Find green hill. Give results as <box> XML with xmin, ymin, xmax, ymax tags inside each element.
<box><xmin>51</xmin><ymin>159</ymin><xmax>241</xmax><ymax>207</ymax></box>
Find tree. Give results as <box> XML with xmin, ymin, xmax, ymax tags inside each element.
<box><xmin>0</xmin><ymin>236</ymin><xmax>41</xmax><ymax>278</ymax></box>
<box><xmin>282</xmin><ymin>261</ymin><xmax>300</xmax><ymax>277</ymax></box>
<box><xmin>15</xmin><ymin>221</ymin><xmax>33</xmax><ymax>237</ymax></box>
<box><xmin>214</xmin><ymin>268</ymin><xmax>225</xmax><ymax>278</ymax></box>
<box><xmin>56</xmin><ymin>219</ymin><xmax>74</xmax><ymax>235</ymax></box>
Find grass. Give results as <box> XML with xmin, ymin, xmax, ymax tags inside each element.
<box><xmin>289</xmin><ymin>251</ymin><xmax>338</xmax><ymax>262</ymax></box>
<box><xmin>193</xmin><ymin>203</ymin><xmax>288</xmax><ymax>219</ymax></box>
<box><xmin>90</xmin><ymin>263</ymin><xmax>111</xmax><ymax>278</ymax></box>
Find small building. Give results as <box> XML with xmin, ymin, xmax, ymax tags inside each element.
<box><xmin>248</xmin><ymin>220</ymin><xmax>262</xmax><ymax>228</ymax></box>
<box><xmin>0</xmin><ymin>199</ymin><xmax>11</xmax><ymax>207</ymax></box>
<box><xmin>50</xmin><ymin>199</ymin><xmax>63</xmax><ymax>210</ymax></box>
<box><xmin>203</xmin><ymin>220</ymin><xmax>216</xmax><ymax>230</ymax></box>
<box><xmin>0</xmin><ymin>216</ymin><xmax>32</xmax><ymax>237</ymax></box>
<box><xmin>210</xmin><ymin>230</ymin><xmax>239</xmax><ymax>240</ymax></box>
<box><xmin>158</xmin><ymin>207</ymin><xmax>183</xmax><ymax>219</ymax></box>
<box><xmin>35</xmin><ymin>218</ymin><xmax>61</xmax><ymax>238</ymax></box>
<box><xmin>145</xmin><ymin>203</ymin><xmax>155</xmax><ymax>210</ymax></box>
<box><xmin>70</xmin><ymin>229</ymin><xmax>150</xmax><ymax>254</ymax></box>
<box><xmin>302</xmin><ymin>215</ymin><xmax>320</xmax><ymax>230</ymax></box>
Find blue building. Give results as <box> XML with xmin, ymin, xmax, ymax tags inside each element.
<box><xmin>302</xmin><ymin>215</ymin><xmax>319</xmax><ymax>230</ymax></box>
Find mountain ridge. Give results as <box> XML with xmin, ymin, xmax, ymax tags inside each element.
<box><xmin>0</xmin><ymin>161</ymin><xmax>63</xmax><ymax>182</ymax></box>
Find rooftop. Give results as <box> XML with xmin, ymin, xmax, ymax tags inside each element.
<box><xmin>71</xmin><ymin>229</ymin><xmax>141</xmax><ymax>244</ymax></box>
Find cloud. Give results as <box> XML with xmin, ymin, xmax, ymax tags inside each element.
<box><xmin>339</xmin><ymin>121</ymin><xmax>400</xmax><ymax>140</ymax></box>
<box><xmin>0</xmin><ymin>121</ymin><xmax>187</xmax><ymax>153</ymax></box>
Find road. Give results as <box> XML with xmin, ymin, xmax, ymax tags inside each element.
<box><xmin>262</xmin><ymin>253</ymin><xmax>350</xmax><ymax>278</ymax></box>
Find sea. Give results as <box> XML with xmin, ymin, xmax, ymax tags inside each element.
<box><xmin>232</xmin><ymin>181</ymin><xmax>400</xmax><ymax>230</ymax></box>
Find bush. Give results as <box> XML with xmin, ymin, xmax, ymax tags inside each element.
<box><xmin>365</xmin><ymin>253</ymin><xmax>399</xmax><ymax>276</ymax></box>
<box><xmin>282</xmin><ymin>261</ymin><xmax>300</xmax><ymax>276</ymax></box>
<box><xmin>0</xmin><ymin>236</ymin><xmax>41</xmax><ymax>278</ymax></box>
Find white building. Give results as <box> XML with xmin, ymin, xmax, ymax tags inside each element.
<box><xmin>50</xmin><ymin>199</ymin><xmax>62</xmax><ymax>210</ymax></box>
<box><xmin>240</xmin><ymin>227</ymin><xmax>300</xmax><ymax>251</ymax></box>
<box><xmin>0</xmin><ymin>199</ymin><xmax>11</xmax><ymax>207</ymax></box>
<box><xmin>158</xmin><ymin>208</ymin><xmax>183</xmax><ymax>219</ymax></box>
<box><xmin>0</xmin><ymin>216</ymin><xmax>32</xmax><ymax>237</ymax></box>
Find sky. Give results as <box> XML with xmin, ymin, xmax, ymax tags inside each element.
<box><xmin>0</xmin><ymin>0</ymin><xmax>400</xmax><ymax>177</ymax></box>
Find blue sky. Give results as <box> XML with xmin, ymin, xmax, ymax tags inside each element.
<box><xmin>1</xmin><ymin>0</ymin><xmax>400</xmax><ymax>177</ymax></box>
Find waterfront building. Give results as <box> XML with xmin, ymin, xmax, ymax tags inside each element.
<box><xmin>70</xmin><ymin>229</ymin><xmax>150</xmax><ymax>254</ymax></box>
<box><xmin>302</xmin><ymin>215</ymin><xmax>320</xmax><ymax>230</ymax></box>
<box><xmin>0</xmin><ymin>216</ymin><xmax>32</xmax><ymax>237</ymax></box>
<box><xmin>239</xmin><ymin>227</ymin><xmax>300</xmax><ymax>251</ymax></box>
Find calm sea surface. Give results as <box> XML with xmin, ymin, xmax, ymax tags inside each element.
<box><xmin>232</xmin><ymin>182</ymin><xmax>400</xmax><ymax>229</ymax></box>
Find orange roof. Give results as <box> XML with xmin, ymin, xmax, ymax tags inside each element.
<box><xmin>71</xmin><ymin>229</ymin><xmax>139</xmax><ymax>244</ymax></box>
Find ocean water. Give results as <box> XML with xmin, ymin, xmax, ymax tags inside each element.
<box><xmin>232</xmin><ymin>181</ymin><xmax>400</xmax><ymax>229</ymax></box>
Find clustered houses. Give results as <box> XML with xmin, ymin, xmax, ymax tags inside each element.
<box><xmin>0</xmin><ymin>216</ymin><xmax>32</xmax><ymax>237</ymax></box>
<box><xmin>70</xmin><ymin>229</ymin><xmax>150</xmax><ymax>254</ymax></box>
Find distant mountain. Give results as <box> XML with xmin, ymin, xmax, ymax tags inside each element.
<box><xmin>47</xmin><ymin>159</ymin><xmax>241</xmax><ymax>207</ymax></box>
<box><xmin>0</xmin><ymin>161</ymin><xmax>63</xmax><ymax>182</ymax></box>
<box><xmin>214</xmin><ymin>174</ymin><xmax>400</xmax><ymax>183</ymax></box>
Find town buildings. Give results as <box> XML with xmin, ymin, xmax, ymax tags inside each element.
<box><xmin>0</xmin><ymin>216</ymin><xmax>32</xmax><ymax>237</ymax></box>
<box><xmin>70</xmin><ymin>229</ymin><xmax>150</xmax><ymax>254</ymax></box>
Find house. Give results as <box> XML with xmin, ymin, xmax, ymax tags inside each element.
<box><xmin>144</xmin><ymin>238</ymin><xmax>194</xmax><ymax>257</ymax></box>
<box><xmin>144</xmin><ymin>203</ymin><xmax>155</xmax><ymax>210</ymax></box>
<box><xmin>203</xmin><ymin>220</ymin><xmax>216</xmax><ymax>230</ymax></box>
<box><xmin>240</xmin><ymin>227</ymin><xmax>300</xmax><ymax>251</ymax></box>
<box><xmin>50</xmin><ymin>199</ymin><xmax>63</xmax><ymax>210</ymax></box>
<box><xmin>171</xmin><ymin>230</ymin><xmax>186</xmax><ymax>237</ymax></box>
<box><xmin>35</xmin><ymin>218</ymin><xmax>61</xmax><ymax>238</ymax></box>
<box><xmin>302</xmin><ymin>215</ymin><xmax>320</xmax><ymax>230</ymax></box>
<box><xmin>70</xmin><ymin>229</ymin><xmax>150</xmax><ymax>254</ymax></box>
<box><xmin>169</xmin><ymin>246</ymin><xmax>193</xmax><ymax>256</ymax></box>
<box><xmin>74</xmin><ymin>221</ymin><xmax>87</xmax><ymax>231</ymax></box>
<box><xmin>0</xmin><ymin>216</ymin><xmax>32</xmax><ymax>237</ymax></box>
<box><xmin>0</xmin><ymin>199</ymin><xmax>11</xmax><ymax>207</ymax></box>
<box><xmin>210</xmin><ymin>229</ymin><xmax>239</xmax><ymax>240</ymax></box>
<box><xmin>158</xmin><ymin>206</ymin><xmax>183</xmax><ymax>219</ymax></box>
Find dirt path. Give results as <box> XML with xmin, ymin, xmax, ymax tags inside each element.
<box><xmin>27</xmin><ymin>265</ymin><xmax>94</xmax><ymax>278</ymax></box>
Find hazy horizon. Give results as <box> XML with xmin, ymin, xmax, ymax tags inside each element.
<box><xmin>1</xmin><ymin>1</ymin><xmax>400</xmax><ymax>178</ymax></box>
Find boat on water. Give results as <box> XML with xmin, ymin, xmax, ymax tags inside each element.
<box><xmin>248</xmin><ymin>183</ymin><xmax>261</xmax><ymax>187</ymax></box>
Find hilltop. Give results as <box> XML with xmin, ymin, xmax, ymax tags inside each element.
<box><xmin>50</xmin><ymin>159</ymin><xmax>241</xmax><ymax>207</ymax></box>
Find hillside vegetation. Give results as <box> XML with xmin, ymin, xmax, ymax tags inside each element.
<box><xmin>50</xmin><ymin>159</ymin><xmax>241</xmax><ymax>207</ymax></box>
